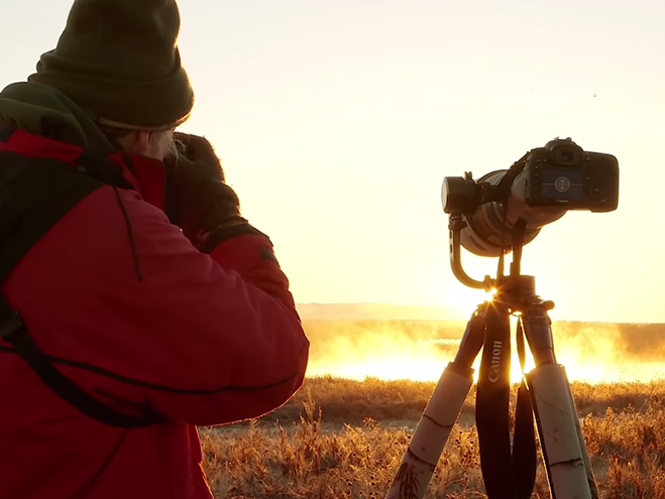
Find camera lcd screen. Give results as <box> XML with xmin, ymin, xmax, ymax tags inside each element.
<box><xmin>541</xmin><ymin>169</ymin><xmax>584</xmax><ymax>200</ymax></box>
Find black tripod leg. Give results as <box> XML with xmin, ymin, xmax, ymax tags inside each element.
<box><xmin>385</xmin><ymin>303</ymin><xmax>487</xmax><ymax>499</ymax></box>
<box><xmin>522</xmin><ymin>304</ymin><xmax>598</xmax><ymax>499</ymax></box>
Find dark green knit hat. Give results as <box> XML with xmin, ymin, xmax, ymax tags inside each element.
<box><xmin>28</xmin><ymin>0</ymin><xmax>194</xmax><ymax>130</ymax></box>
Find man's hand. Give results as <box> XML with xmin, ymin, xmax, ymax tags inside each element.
<box><xmin>172</xmin><ymin>132</ymin><xmax>226</xmax><ymax>182</ymax></box>
<box><xmin>164</xmin><ymin>133</ymin><xmax>244</xmax><ymax>247</ymax></box>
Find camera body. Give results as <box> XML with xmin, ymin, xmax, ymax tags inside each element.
<box><xmin>523</xmin><ymin>138</ymin><xmax>619</xmax><ymax>212</ymax></box>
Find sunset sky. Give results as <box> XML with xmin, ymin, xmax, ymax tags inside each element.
<box><xmin>2</xmin><ymin>0</ymin><xmax>664</xmax><ymax>323</ymax></box>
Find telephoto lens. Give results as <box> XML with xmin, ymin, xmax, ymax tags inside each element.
<box><xmin>442</xmin><ymin>170</ymin><xmax>566</xmax><ymax>257</ymax></box>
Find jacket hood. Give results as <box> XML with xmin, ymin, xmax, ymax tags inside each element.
<box><xmin>0</xmin><ymin>81</ymin><xmax>117</xmax><ymax>156</ymax></box>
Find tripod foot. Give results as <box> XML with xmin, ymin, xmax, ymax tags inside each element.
<box><xmin>385</xmin><ymin>364</ymin><xmax>473</xmax><ymax>499</ymax></box>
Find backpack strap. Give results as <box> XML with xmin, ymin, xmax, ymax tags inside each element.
<box><xmin>0</xmin><ymin>302</ymin><xmax>157</xmax><ymax>427</ymax></box>
<box><xmin>0</xmin><ymin>147</ymin><xmax>159</xmax><ymax>427</ymax></box>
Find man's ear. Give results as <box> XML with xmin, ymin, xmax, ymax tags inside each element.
<box><xmin>116</xmin><ymin>131</ymin><xmax>151</xmax><ymax>156</ymax></box>
<box><xmin>133</xmin><ymin>131</ymin><xmax>151</xmax><ymax>156</ymax></box>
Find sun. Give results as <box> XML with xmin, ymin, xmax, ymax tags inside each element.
<box><xmin>446</xmin><ymin>286</ymin><xmax>498</xmax><ymax>320</ymax></box>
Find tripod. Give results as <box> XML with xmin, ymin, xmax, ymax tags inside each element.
<box><xmin>385</xmin><ymin>215</ymin><xmax>599</xmax><ymax>499</ymax></box>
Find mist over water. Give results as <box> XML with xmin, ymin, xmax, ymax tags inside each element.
<box><xmin>303</xmin><ymin>320</ymin><xmax>665</xmax><ymax>384</ymax></box>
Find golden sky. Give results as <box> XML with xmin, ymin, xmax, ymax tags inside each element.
<box><xmin>3</xmin><ymin>0</ymin><xmax>664</xmax><ymax>323</ymax></box>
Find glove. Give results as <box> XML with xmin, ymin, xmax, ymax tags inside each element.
<box><xmin>164</xmin><ymin>133</ymin><xmax>247</xmax><ymax>249</ymax></box>
<box><xmin>172</xmin><ymin>132</ymin><xmax>226</xmax><ymax>182</ymax></box>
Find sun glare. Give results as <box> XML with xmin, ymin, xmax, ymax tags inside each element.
<box><xmin>305</xmin><ymin>321</ymin><xmax>665</xmax><ymax>385</ymax></box>
<box><xmin>307</xmin><ymin>339</ymin><xmax>538</xmax><ymax>384</ymax></box>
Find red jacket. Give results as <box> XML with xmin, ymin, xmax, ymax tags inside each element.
<box><xmin>0</xmin><ymin>130</ymin><xmax>309</xmax><ymax>499</ymax></box>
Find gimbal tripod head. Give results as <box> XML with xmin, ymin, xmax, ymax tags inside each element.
<box><xmin>448</xmin><ymin>209</ymin><xmax>547</xmax><ymax>309</ymax></box>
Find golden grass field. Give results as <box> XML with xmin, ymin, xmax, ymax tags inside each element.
<box><xmin>200</xmin><ymin>319</ymin><xmax>665</xmax><ymax>498</ymax></box>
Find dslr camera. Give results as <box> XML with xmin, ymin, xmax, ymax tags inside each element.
<box><xmin>441</xmin><ymin>138</ymin><xmax>619</xmax><ymax>257</ymax></box>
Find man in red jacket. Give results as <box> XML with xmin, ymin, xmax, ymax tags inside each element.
<box><xmin>0</xmin><ymin>1</ymin><xmax>309</xmax><ymax>498</ymax></box>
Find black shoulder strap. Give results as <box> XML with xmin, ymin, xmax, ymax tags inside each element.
<box><xmin>0</xmin><ymin>303</ymin><xmax>157</xmax><ymax>427</ymax></box>
<box><xmin>0</xmin><ymin>147</ymin><xmax>158</xmax><ymax>427</ymax></box>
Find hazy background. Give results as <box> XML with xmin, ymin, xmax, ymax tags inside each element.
<box><xmin>2</xmin><ymin>0</ymin><xmax>664</xmax><ymax>322</ymax></box>
<box><xmin>300</xmin><ymin>313</ymin><xmax>665</xmax><ymax>384</ymax></box>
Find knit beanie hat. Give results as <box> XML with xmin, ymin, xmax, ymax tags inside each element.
<box><xmin>28</xmin><ymin>0</ymin><xmax>194</xmax><ymax>130</ymax></box>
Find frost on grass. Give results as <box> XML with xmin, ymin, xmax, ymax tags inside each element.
<box><xmin>200</xmin><ymin>378</ymin><xmax>665</xmax><ymax>499</ymax></box>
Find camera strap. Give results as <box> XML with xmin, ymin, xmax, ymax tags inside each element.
<box><xmin>476</xmin><ymin>309</ymin><xmax>537</xmax><ymax>499</ymax></box>
<box><xmin>512</xmin><ymin>317</ymin><xmax>537</xmax><ymax>498</ymax></box>
<box><xmin>476</xmin><ymin>301</ymin><xmax>514</xmax><ymax>496</ymax></box>
<box><xmin>494</xmin><ymin>152</ymin><xmax>529</xmax><ymax>205</ymax></box>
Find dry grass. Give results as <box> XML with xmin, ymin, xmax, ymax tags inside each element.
<box><xmin>200</xmin><ymin>377</ymin><xmax>665</xmax><ymax>498</ymax></box>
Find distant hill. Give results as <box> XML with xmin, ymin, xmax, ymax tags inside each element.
<box><xmin>295</xmin><ymin>302</ymin><xmax>466</xmax><ymax>321</ymax></box>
